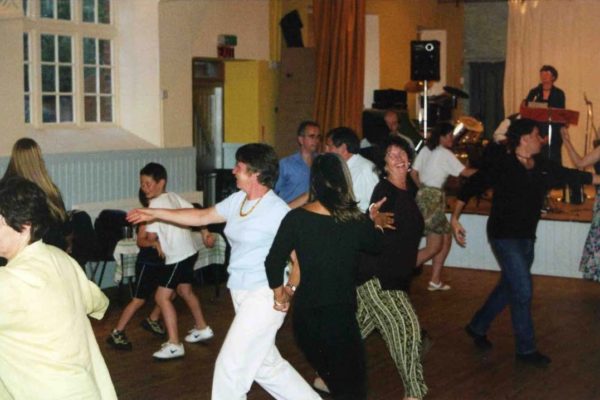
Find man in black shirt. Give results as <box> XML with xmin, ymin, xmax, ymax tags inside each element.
<box><xmin>450</xmin><ymin>119</ymin><xmax>598</xmax><ymax>368</ymax></box>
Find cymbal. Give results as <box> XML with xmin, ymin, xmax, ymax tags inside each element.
<box><xmin>458</xmin><ymin>116</ymin><xmax>484</xmax><ymax>133</ymax></box>
<box><xmin>443</xmin><ymin>86</ymin><xmax>469</xmax><ymax>99</ymax></box>
<box><xmin>404</xmin><ymin>80</ymin><xmax>433</xmax><ymax>93</ymax></box>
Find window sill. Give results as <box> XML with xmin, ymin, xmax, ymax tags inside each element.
<box><xmin>24</xmin><ymin>126</ymin><xmax>157</xmax><ymax>154</ymax></box>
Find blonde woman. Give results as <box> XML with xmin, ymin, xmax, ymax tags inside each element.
<box><xmin>1</xmin><ymin>138</ymin><xmax>69</xmax><ymax>250</ymax></box>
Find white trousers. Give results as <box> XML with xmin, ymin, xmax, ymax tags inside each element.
<box><xmin>211</xmin><ymin>285</ymin><xmax>321</xmax><ymax>400</ymax></box>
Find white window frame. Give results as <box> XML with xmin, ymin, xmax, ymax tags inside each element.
<box><xmin>23</xmin><ymin>32</ymin><xmax>31</xmax><ymax>124</ymax></box>
<box><xmin>82</xmin><ymin>36</ymin><xmax>113</xmax><ymax>123</ymax></box>
<box><xmin>23</xmin><ymin>0</ymin><xmax>117</xmax><ymax>128</ymax></box>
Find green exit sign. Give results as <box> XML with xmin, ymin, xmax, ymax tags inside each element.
<box><xmin>218</xmin><ymin>34</ymin><xmax>237</xmax><ymax>47</ymax></box>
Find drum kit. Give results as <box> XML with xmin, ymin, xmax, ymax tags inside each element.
<box><xmin>404</xmin><ymin>81</ymin><xmax>486</xmax><ymax>165</ymax></box>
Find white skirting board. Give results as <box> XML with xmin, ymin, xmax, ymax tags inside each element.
<box><xmin>433</xmin><ymin>213</ymin><xmax>591</xmax><ymax>279</ymax></box>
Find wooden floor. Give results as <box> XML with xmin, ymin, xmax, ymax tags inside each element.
<box><xmin>93</xmin><ymin>266</ymin><xmax>600</xmax><ymax>400</ymax></box>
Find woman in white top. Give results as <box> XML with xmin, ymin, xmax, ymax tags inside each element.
<box><xmin>128</xmin><ymin>143</ymin><xmax>320</xmax><ymax>400</ymax></box>
<box><xmin>411</xmin><ymin>123</ymin><xmax>477</xmax><ymax>291</ymax></box>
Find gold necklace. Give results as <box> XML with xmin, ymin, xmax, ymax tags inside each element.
<box><xmin>239</xmin><ymin>194</ymin><xmax>264</xmax><ymax>217</ymax></box>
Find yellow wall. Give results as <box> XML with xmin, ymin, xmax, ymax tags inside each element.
<box><xmin>366</xmin><ymin>0</ymin><xmax>464</xmax><ymax>117</ymax></box>
<box><xmin>224</xmin><ymin>60</ymin><xmax>277</xmax><ymax>144</ymax></box>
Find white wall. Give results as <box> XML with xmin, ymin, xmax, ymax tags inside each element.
<box><xmin>119</xmin><ymin>0</ymin><xmax>162</xmax><ymax>147</ymax></box>
<box><xmin>0</xmin><ymin>3</ymin><xmax>25</xmax><ymax>155</ymax></box>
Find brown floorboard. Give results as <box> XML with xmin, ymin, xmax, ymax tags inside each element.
<box><xmin>93</xmin><ymin>266</ymin><xmax>600</xmax><ymax>399</ymax></box>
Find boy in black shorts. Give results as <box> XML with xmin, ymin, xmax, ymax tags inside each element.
<box><xmin>138</xmin><ymin>163</ymin><xmax>214</xmax><ymax>359</ymax></box>
<box><xmin>107</xmin><ymin>190</ymin><xmax>167</xmax><ymax>350</ymax></box>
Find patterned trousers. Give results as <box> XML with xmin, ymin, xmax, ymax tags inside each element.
<box><xmin>356</xmin><ymin>278</ymin><xmax>428</xmax><ymax>399</ymax></box>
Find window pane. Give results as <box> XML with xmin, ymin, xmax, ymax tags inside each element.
<box><xmin>82</xmin><ymin>0</ymin><xmax>94</xmax><ymax>22</ymax></box>
<box><xmin>23</xmin><ymin>0</ymin><xmax>28</xmax><ymax>16</ymax></box>
<box><xmin>40</xmin><ymin>0</ymin><xmax>54</xmax><ymax>18</ymax></box>
<box><xmin>23</xmin><ymin>33</ymin><xmax>28</xmax><ymax>62</ymax></box>
<box><xmin>84</xmin><ymin>96</ymin><xmax>97</xmax><ymax>122</ymax></box>
<box><xmin>41</xmin><ymin>34</ymin><xmax>55</xmax><ymax>62</ymax></box>
<box><xmin>59</xmin><ymin>96</ymin><xmax>73</xmax><ymax>122</ymax></box>
<box><xmin>99</xmin><ymin>68</ymin><xmax>111</xmax><ymax>94</ymax></box>
<box><xmin>98</xmin><ymin>0</ymin><xmax>110</xmax><ymax>24</ymax></box>
<box><xmin>24</xmin><ymin>65</ymin><xmax>29</xmax><ymax>92</ymax></box>
<box><xmin>42</xmin><ymin>95</ymin><xmax>57</xmax><ymax>122</ymax></box>
<box><xmin>42</xmin><ymin>65</ymin><xmax>56</xmax><ymax>92</ymax></box>
<box><xmin>100</xmin><ymin>96</ymin><xmax>112</xmax><ymax>122</ymax></box>
<box><xmin>84</xmin><ymin>67</ymin><xmax>97</xmax><ymax>93</ymax></box>
<box><xmin>24</xmin><ymin>95</ymin><xmax>30</xmax><ymax>123</ymax></box>
<box><xmin>59</xmin><ymin>66</ymin><xmax>72</xmax><ymax>92</ymax></box>
<box><xmin>58</xmin><ymin>36</ymin><xmax>71</xmax><ymax>63</ymax></box>
<box><xmin>99</xmin><ymin>40</ymin><xmax>111</xmax><ymax>65</ymax></box>
<box><xmin>83</xmin><ymin>38</ymin><xmax>96</xmax><ymax>64</ymax></box>
<box><xmin>57</xmin><ymin>0</ymin><xmax>70</xmax><ymax>20</ymax></box>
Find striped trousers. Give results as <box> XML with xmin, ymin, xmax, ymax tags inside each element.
<box><xmin>356</xmin><ymin>278</ymin><xmax>428</xmax><ymax>399</ymax></box>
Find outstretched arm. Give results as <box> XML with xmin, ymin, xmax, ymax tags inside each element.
<box><xmin>561</xmin><ymin>127</ymin><xmax>600</xmax><ymax>169</ymax></box>
<box><xmin>127</xmin><ymin>206</ymin><xmax>225</xmax><ymax>227</ymax></box>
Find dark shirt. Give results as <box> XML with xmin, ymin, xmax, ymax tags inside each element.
<box><xmin>526</xmin><ymin>84</ymin><xmax>565</xmax><ymax>109</ymax></box>
<box><xmin>265</xmin><ymin>208</ymin><xmax>382</xmax><ymax>309</ymax></box>
<box><xmin>458</xmin><ymin>144</ymin><xmax>592</xmax><ymax>239</ymax></box>
<box><xmin>358</xmin><ymin>179</ymin><xmax>424</xmax><ymax>291</ymax></box>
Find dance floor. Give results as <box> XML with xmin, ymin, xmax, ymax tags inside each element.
<box><xmin>93</xmin><ymin>266</ymin><xmax>600</xmax><ymax>399</ymax></box>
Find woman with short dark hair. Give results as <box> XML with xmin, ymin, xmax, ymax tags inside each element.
<box><xmin>265</xmin><ymin>153</ymin><xmax>384</xmax><ymax>400</ymax></box>
<box><xmin>128</xmin><ymin>143</ymin><xmax>321</xmax><ymax>400</ymax></box>
<box><xmin>0</xmin><ymin>176</ymin><xmax>116</xmax><ymax>399</ymax></box>
<box><xmin>357</xmin><ymin>137</ymin><xmax>428</xmax><ymax>400</ymax></box>
<box><xmin>452</xmin><ymin>119</ymin><xmax>600</xmax><ymax>367</ymax></box>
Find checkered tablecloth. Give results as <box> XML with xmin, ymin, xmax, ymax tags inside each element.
<box><xmin>112</xmin><ymin>233</ymin><xmax>227</xmax><ymax>283</ymax></box>
<box><xmin>113</xmin><ymin>239</ymin><xmax>139</xmax><ymax>283</ymax></box>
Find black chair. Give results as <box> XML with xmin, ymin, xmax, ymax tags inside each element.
<box><xmin>91</xmin><ymin>209</ymin><xmax>130</xmax><ymax>286</ymax></box>
<box><xmin>69</xmin><ymin>210</ymin><xmax>99</xmax><ymax>269</ymax></box>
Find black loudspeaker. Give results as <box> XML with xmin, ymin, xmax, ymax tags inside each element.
<box><xmin>280</xmin><ymin>10</ymin><xmax>304</xmax><ymax>48</ymax></box>
<box><xmin>411</xmin><ymin>40</ymin><xmax>440</xmax><ymax>81</ymax></box>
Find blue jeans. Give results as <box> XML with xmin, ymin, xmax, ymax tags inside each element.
<box><xmin>468</xmin><ymin>239</ymin><xmax>536</xmax><ymax>355</ymax></box>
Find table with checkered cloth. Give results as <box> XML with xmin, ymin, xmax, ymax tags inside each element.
<box><xmin>113</xmin><ymin>239</ymin><xmax>139</xmax><ymax>283</ymax></box>
<box><xmin>112</xmin><ymin>233</ymin><xmax>227</xmax><ymax>283</ymax></box>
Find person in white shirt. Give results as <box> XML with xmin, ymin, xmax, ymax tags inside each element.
<box><xmin>0</xmin><ymin>177</ymin><xmax>117</xmax><ymax>399</ymax></box>
<box><xmin>325</xmin><ymin>127</ymin><xmax>380</xmax><ymax>212</ymax></box>
<box><xmin>128</xmin><ymin>144</ymin><xmax>320</xmax><ymax>400</ymax></box>
<box><xmin>411</xmin><ymin>123</ymin><xmax>477</xmax><ymax>291</ymax></box>
<box><xmin>139</xmin><ymin>163</ymin><xmax>214</xmax><ymax>360</ymax></box>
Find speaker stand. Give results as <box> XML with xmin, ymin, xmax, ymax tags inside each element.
<box><xmin>415</xmin><ymin>80</ymin><xmax>429</xmax><ymax>153</ymax></box>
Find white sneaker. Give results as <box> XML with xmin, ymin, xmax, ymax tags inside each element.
<box><xmin>153</xmin><ymin>342</ymin><xmax>184</xmax><ymax>359</ymax></box>
<box><xmin>428</xmin><ymin>281</ymin><xmax>451</xmax><ymax>291</ymax></box>
<box><xmin>184</xmin><ymin>326</ymin><xmax>214</xmax><ymax>343</ymax></box>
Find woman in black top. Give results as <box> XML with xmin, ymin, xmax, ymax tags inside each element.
<box><xmin>452</xmin><ymin>119</ymin><xmax>599</xmax><ymax>368</ymax></box>
<box><xmin>525</xmin><ymin>65</ymin><xmax>566</xmax><ymax>164</ymax></box>
<box><xmin>357</xmin><ymin>136</ymin><xmax>427</xmax><ymax>400</ymax></box>
<box><xmin>266</xmin><ymin>153</ymin><xmax>382</xmax><ymax>400</ymax></box>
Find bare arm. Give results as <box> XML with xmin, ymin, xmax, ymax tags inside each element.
<box><xmin>127</xmin><ymin>206</ymin><xmax>225</xmax><ymax>227</ymax></box>
<box><xmin>561</xmin><ymin>127</ymin><xmax>600</xmax><ymax>169</ymax></box>
<box><xmin>288</xmin><ymin>192</ymin><xmax>309</xmax><ymax>209</ymax></box>
<box><xmin>460</xmin><ymin>167</ymin><xmax>478</xmax><ymax>178</ymax></box>
<box><xmin>409</xmin><ymin>169</ymin><xmax>421</xmax><ymax>188</ymax></box>
<box><xmin>450</xmin><ymin>199</ymin><xmax>467</xmax><ymax>247</ymax></box>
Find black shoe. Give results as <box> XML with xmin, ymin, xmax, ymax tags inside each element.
<box><xmin>141</xmin><ymin>318</ymin><xmax>166</xmax><ymax>337</ymax></box>
<box><xmin>420</xmin><ymin>329</ymin><xmax>434</xmax><ymax>360</ymax></box>
<box><xmin>516</xmin><ymin>351</ymin><xmax>551</xmax><ymax>368</ymax></box>
<box><xmin>106</xmin><ymin>330</ymin><xmax>133</xmax><ymax>351</ymax></box>
<box><xmin>465</xmin><ymin>325</ymin><xmax>492</xmax><ymax>350</ymax></box>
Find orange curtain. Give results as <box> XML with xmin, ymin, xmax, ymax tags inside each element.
<box><xmin>313</xmin><ymin>0</ymin><xmax>365</xmax><ymax>135</ymax></box>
